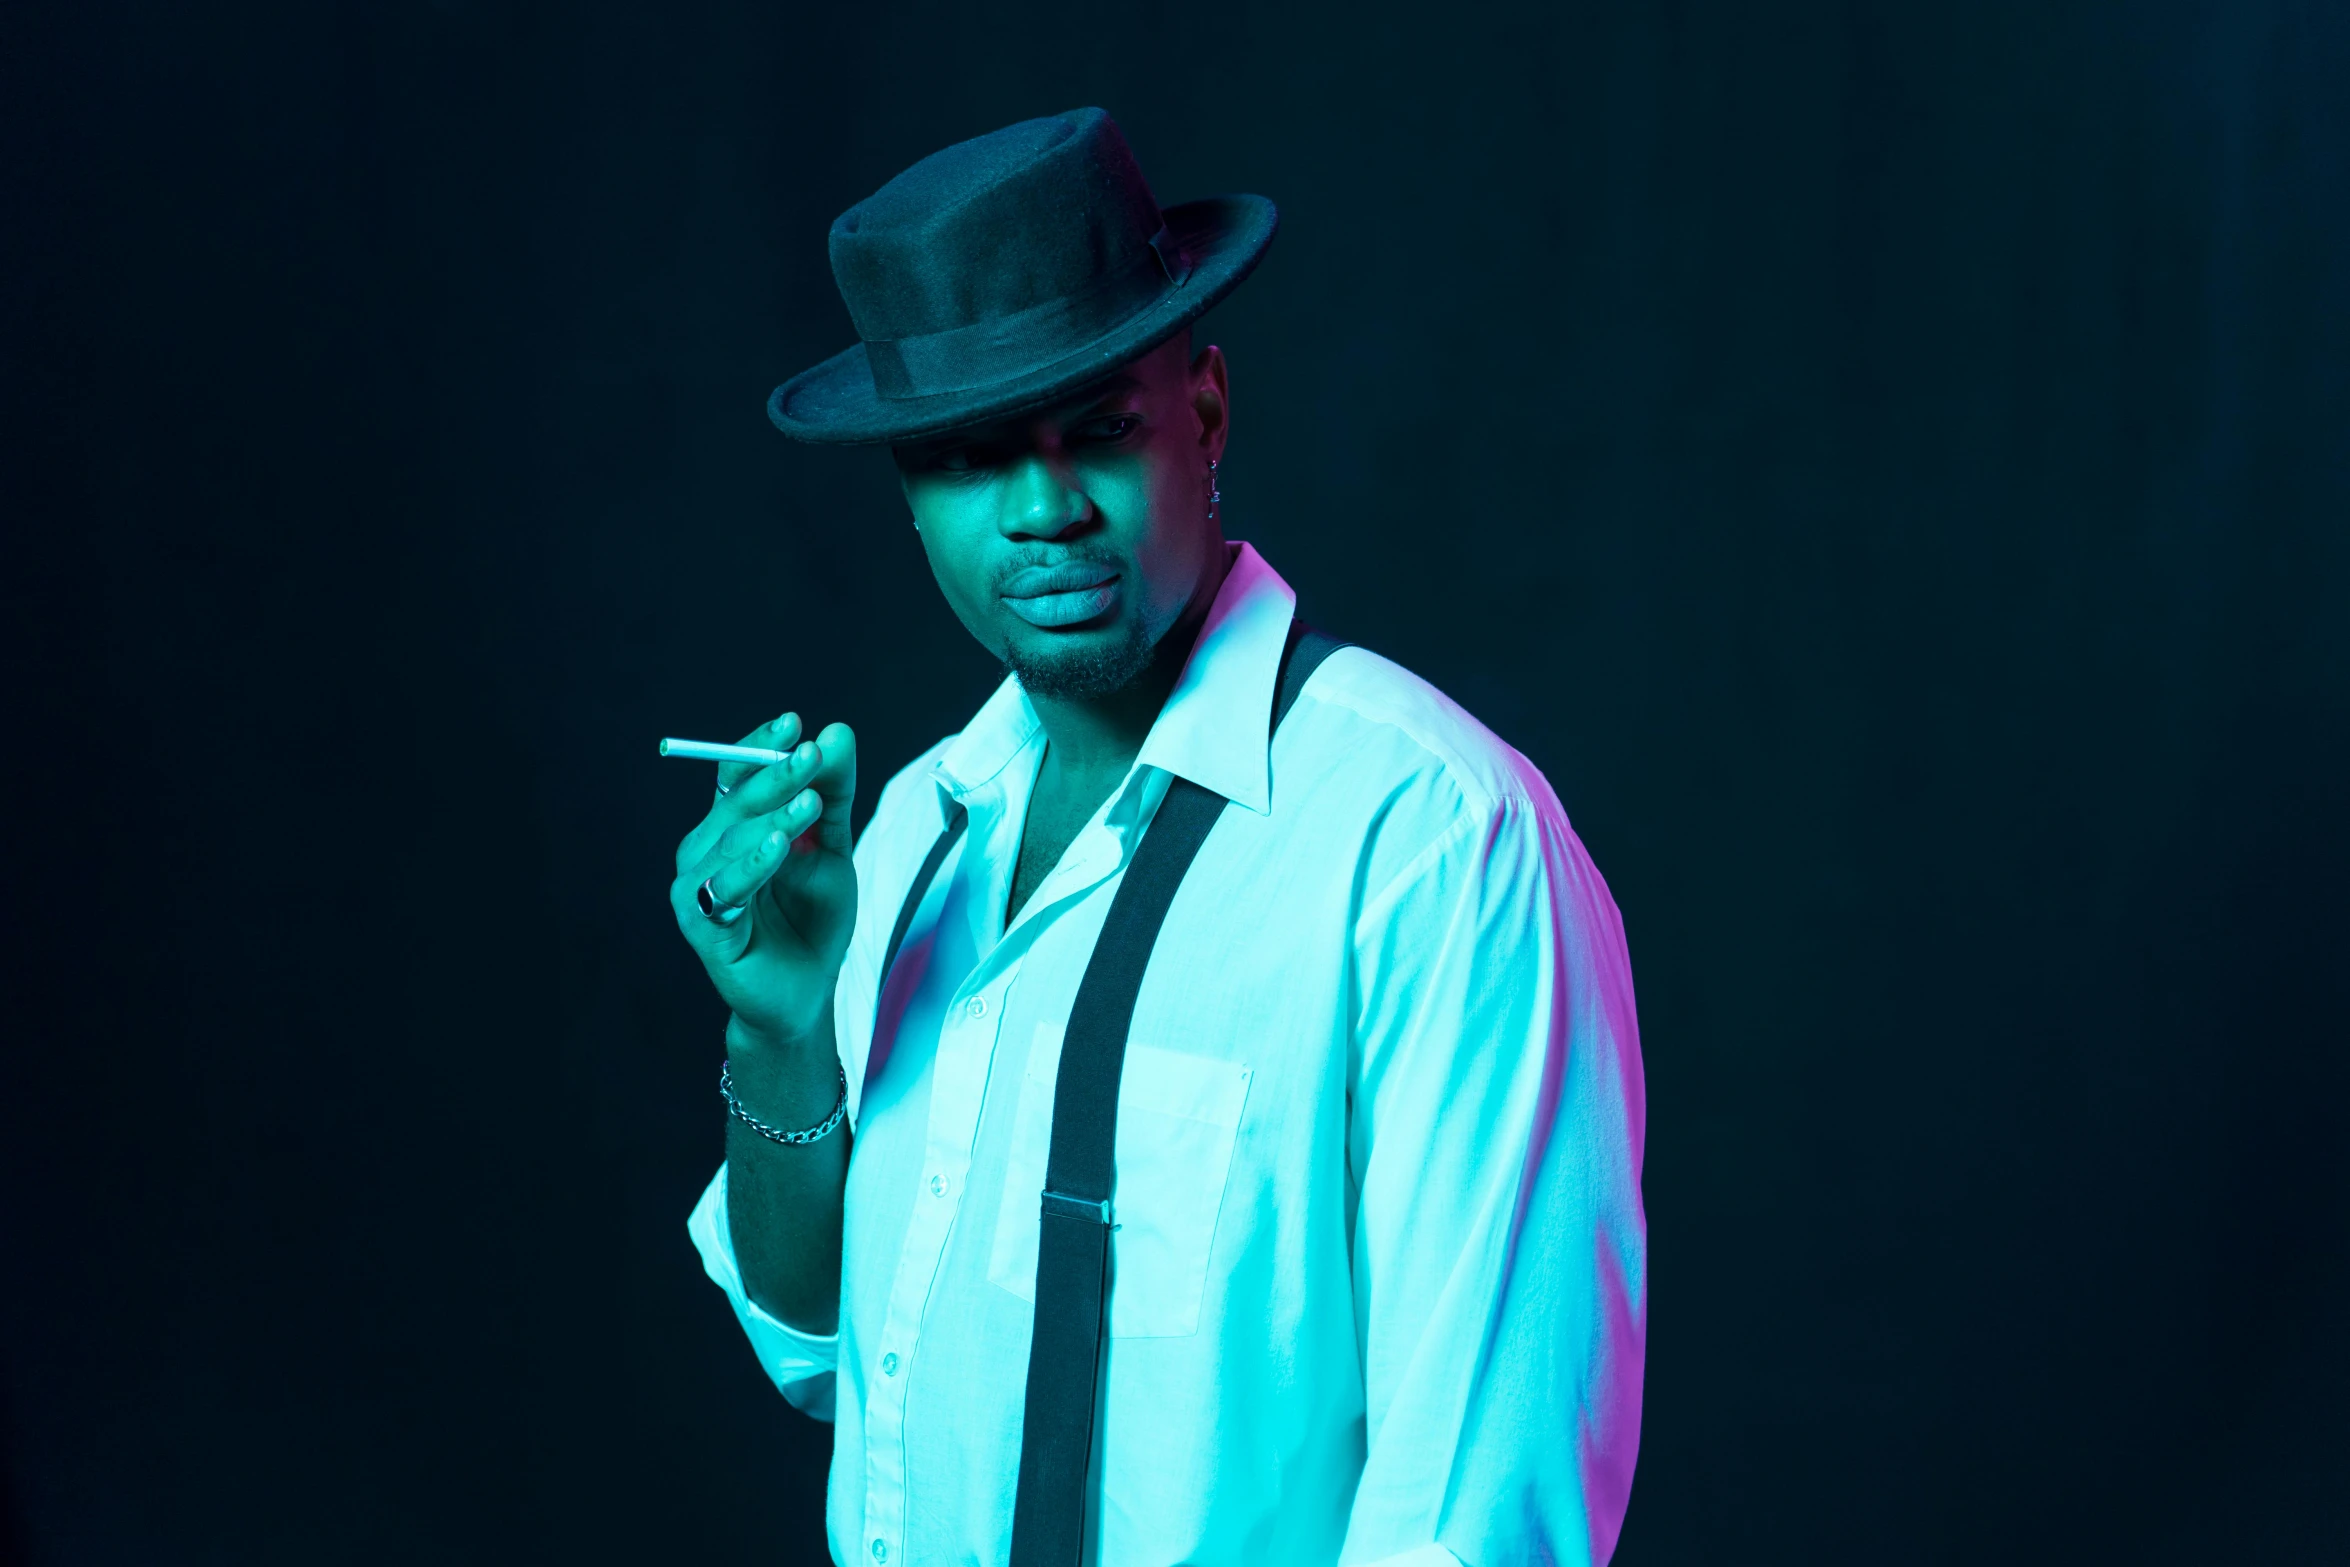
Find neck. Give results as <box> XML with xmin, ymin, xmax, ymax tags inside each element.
<box><xmin>1026</xmin><ymin>546</ymin><xmax>1230</xmax><ymax>784</ymax></box>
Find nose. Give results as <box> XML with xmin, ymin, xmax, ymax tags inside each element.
<box><xmin>1000</xmin><ymin>454</ymin><xmax>1094</xmax><ymax>539</ymax></box>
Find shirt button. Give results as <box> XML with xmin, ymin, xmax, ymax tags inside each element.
<box><xmin>881</xmin><ymin>1351</ymin><xmax>899</xmax><ymax>1376</ymax></box>
<box><xmin>966</xmin><ymin>994</ymin><xmax>989</xmax><ymax>1020</ymax></box>
<box><xmin>871</xmin><ymin>1540</ymin><xmax>888</xmax><ymax>1562</ymax></box>
<box><xmin>929</xmin><ymin>1173</ymin><xmax>949</xmax><ymax>1197</ymax></box>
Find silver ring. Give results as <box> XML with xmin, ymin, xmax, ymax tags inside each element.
<box><xmin>697</xmin><ymin>876</ymin><xmax>748</xmax><ymax>925</ymax></box>
<box><xmin>715</xmin><ymin>779</ymin><xmax>734</xmax><ymax>797</ymax></box>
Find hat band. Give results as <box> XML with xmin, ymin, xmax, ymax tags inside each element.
<box><xmin>863</xmin><ymin>230</ymin><xmax>1187</xmax><ymax>402</ymax></box>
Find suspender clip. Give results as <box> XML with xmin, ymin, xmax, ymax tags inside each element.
<box><xmin>1040</xmin><ymin>1188</ymin><xmax>1112</xmax><ymax>1226</ymax></box>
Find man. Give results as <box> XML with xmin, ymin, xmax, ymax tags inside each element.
<box><xmin>672</xmin><ymin>108</ymin><xmax>1646</xmax><ymax>1567</ymax></box>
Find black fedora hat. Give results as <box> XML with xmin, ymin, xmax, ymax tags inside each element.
<box><xmin>767</xmin><ymin>108</ymin><xmax>1277</xmax><ymax>445</ymax></box>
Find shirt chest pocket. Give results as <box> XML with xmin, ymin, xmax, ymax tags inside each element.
<box><xmin>987</xmin><ymin>1024</ymin><xmax>1253</xmax><ymax>1339</ymax></box>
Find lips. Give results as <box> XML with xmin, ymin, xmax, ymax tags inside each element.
<box><xmin>998</xmin><ymin>561</ymin><xmax>1122</xmax><ymax>630</ymax></box>
<box><xmin>999</xmin><ymin>562</ymin><xmax>1119</xmax><ymax>599</ymax></box>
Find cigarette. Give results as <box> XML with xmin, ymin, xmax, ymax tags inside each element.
<box><xmin>658</xmin><ymin>737</ymin><xmax>790</xmax><ymax>765</ymax></box>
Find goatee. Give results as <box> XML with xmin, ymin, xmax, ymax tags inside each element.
<box><xmin>1006</xmin><ymin>616</ymin><xmax>1158</xmax><ymax>701</ymax></box>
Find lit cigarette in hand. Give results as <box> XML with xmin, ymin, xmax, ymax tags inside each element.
<box><xmin>657</xmin><ymin>738</ymin><xmax>790</xmax><ymax>765</ymax></box>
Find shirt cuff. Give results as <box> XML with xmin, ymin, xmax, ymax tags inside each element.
<box><xmin>686</xmin><ymin>1163</ymin><xmax>840</xmax><ymax>1421</ymax></box>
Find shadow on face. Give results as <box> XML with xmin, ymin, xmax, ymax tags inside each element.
<box><xmin>892</xmin><ymin>333</ymin><xmax>1231</xmax><ymax>701</ymax></box>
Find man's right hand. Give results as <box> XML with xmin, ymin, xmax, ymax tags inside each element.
<box><xmin>670</xmin><ymin>712</ymin><xmax>860</xmax><ymax>1049</ymax></box>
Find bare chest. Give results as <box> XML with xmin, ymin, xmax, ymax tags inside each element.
<box><xmin>1006</xmin><ymin>771</ymin><xmax>1120</xmax><ymax>928</ymax></box>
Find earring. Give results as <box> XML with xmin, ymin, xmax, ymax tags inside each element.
<box><xmin>1207</xmin><ymin>458</ymin><xmax>1221</xmax><ymax>524</ymax></box>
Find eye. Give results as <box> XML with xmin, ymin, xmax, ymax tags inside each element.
<box><xmin>1073</xmin><ymin>414</ymin><xmax>1143</xmax><ymax>445</ymax></box>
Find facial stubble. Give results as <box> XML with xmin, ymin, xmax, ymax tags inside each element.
<box><xmin>1002</xmin><ymin>613</ymin><xmax>1159</xmax><ymax>701</ymax></box>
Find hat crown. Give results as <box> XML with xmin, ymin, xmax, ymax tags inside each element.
<box><xmin>828</xmin><ymin>108</ymin><xmax>1165</xmax><ymax>347</ymax></box>
<box><xmin>769</xmin><ymin>109</ymin><xmax>1276</xmax><ymax>442</ymax></box>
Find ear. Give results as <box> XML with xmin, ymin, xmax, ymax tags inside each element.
<box><xmin>889</xmin><ymin>455</ymin><xmax>926</xmax><ymax>532</ymax></box>
<box><xmin>1189</xmin><ymin>342</ymin><xmax>1230</xmax><ymax>463</ymax></box>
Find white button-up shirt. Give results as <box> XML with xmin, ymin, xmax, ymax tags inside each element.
<box><xmin>690</xmin><ymin>544</ymin><xmax>1647</xmax><ymax>1566</ymax></box>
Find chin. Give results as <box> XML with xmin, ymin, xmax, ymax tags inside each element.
<box><xmin>1003</xmin><ymin>612</ymin><xmax>1157</xmax><ymax>700</ymax></box>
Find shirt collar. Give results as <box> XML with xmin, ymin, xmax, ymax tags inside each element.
<box><xmin>929</xmin><ymin>541</ymin><xmax>1297</xmax><ymax>820</ymax></box>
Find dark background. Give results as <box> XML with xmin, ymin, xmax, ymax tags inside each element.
<box><xmin>5</xmin><ymin>0</ymin><xmax>2345</xmax><ymax>1561</ymax></box>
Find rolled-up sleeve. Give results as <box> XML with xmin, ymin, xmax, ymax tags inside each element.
<box><xmin>681</xmin><ymin>759</ymin><xmax>929</xmax><ymax>1426</ymax></box>
<box><xmin>686</xmin><ymin>1164</ymin><xmax>841</xmax><ymax>1421</ymax></box>
<box><xmin>1341</xmin><ymin>791</ymin><xmax>1648</xmax><ymax>1567</ymax></box>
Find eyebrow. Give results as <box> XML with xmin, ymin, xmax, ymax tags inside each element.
<box><xmin>1081</xmin><ymin>372</ymin><xmax>1143</xmax><ymax>398</ymax></box>
<box><xmin>1053</xmin><ymin>373</ymin><xmax>1142</xmax><ymax>416</ymax></box>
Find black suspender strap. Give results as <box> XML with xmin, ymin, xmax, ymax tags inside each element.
<box><xmin>1271</xmin><ymin>621</ymin><xmax>1348</xmax><ymax>742</ymax></box>
<box><xmin>1008</xmin><ymin>768</ymin><xmax>1226</xmax><ymax>1564</ymax></box>
<box><xmin>874</xmin><ymin>800</ymin><xmax>969</xmax><ymax>1021</ymax></box>
<box><xmin>1009</xmin><ymin>618</ymin><xmax>1347</xmax><ymax>1567</ymax></box>
<box><xmin>870</xmin><ymin>623</ymin><xmax>1345</xmax><ymax>1032</ymax></box>
<box><xmin>866</xmin><ymin>621</ymin><xmax>1348</xmax><ymax>1567</ymax></box>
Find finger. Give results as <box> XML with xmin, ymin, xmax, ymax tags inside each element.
<box><xmin>678</xmin><ymin>734</ymin><xmax>820</xmax><ymax>876</ymax></box>
<box><xmin>720</xmin><ymin>739</ymin><xmax>823</xmax><ymax>821</ymax></box>
<box><xmin>698</xmin><ymin>822</ymin><xmax>793</xmax><ymax>913</ymax></box>
<box><xmin>674</xmin><ymin>793</ymin><xmax>819</xmax><ymax>940</ymax></box>
<box><xmin>715</xmin><ymin>711</ymin><xmax>803</xmax><ymax>798</ymax></box>
<box><xmin>799</xmin><ymin>722</ymin><xmax>857</xmax><ymax>855</ymax></box>
<box><xmin>714</xmin><ymin>777</ymin><xmax>826</xmax><ymax>863</ymax></box>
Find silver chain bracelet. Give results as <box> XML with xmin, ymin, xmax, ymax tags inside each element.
<box><xmin>720</xmin><ymin>1058</ymin><xmax>849</xmax><ymax>1146</ymax></box>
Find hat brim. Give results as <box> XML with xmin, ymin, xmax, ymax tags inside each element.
<box><xmin>767</xmin><ymin>194</ymin><xmax>1278</xmax><ymax>446</ymax></box>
